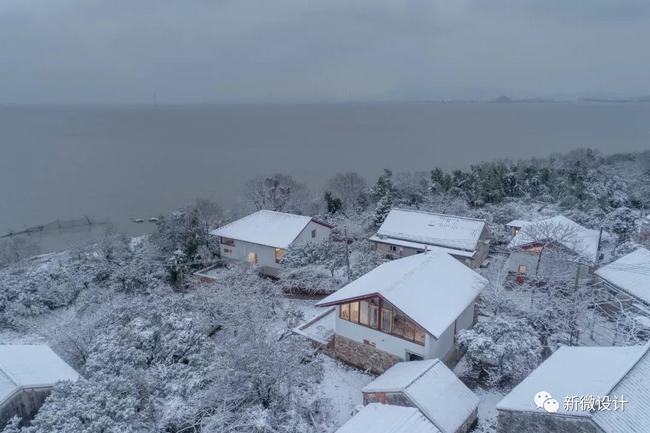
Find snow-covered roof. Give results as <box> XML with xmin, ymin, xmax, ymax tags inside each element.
<box><xmin>508</xmin><ymin>215</ymin><xmax>602</xmax><ymax>263</ymax></box>
<box><xmin>373</xmin><ymin>209</ymin><xmax>486</xmax><ymax>253</ymax></box>
<box><xmin>209</xmin><ymin>210</ymin><xmax>331</xmax><ymax>249</ymax></box>
<box><xmin>497</xmin><ymin>345</ymin><xmax>649</xmax><ymax>416</ymax></box>
<box><xmin>335</xmin><ymin>403</ymin><xmax>441</xmax><ymax>433</ymax></box>
<box><xmin>292</xmin><ymin>307</ymin><xmax>335</xmax><ymax>345</ymax></box>
<box><xmin>0</xmin><ymin>345</ymin><xmax>80</xmax><ymax>406</ymax></box>
<box><xmin>505</xmin><ymin>219</ymin><xmax>529</xmax><ymax>228</ymax></box>
<box><xmin>316</xmin><ymin>251</ymin><xmax>486</xmax><ymax>339</ymax></box>
<box><xmin>595</xmin><ymin>248</ymin><xmax>650</xmax><ymax>304</ymax></box>
<box><xmin>363</xmin><ymin>360</ymin><xmax>478</xmax><ymax>433</ymax></box>
<box><xmin>593</xmin><ymin>349</ymin><xmax>650</xmax><ymax>433</ymax></box>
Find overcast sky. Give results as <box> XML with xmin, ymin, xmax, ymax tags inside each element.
<box><xmin>1</xmin><ymin>0</ymin><xmax>649</xmax><ymax>103</ymax></box>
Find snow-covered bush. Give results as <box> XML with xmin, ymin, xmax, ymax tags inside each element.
<box><xmin>457</xmin><ymin>318</ymin><xmax>542</xmax><ymax>387</ymax></box>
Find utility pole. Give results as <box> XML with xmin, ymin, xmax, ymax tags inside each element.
<box><xmin>596</xmin><ymin>226</ymin><xmax>604</xmax><ymax>264</ymax></box>
<box><xmin>344</xmin><ymin>228</ymin><xmax>351</xmax><ymax>281</ymax></box>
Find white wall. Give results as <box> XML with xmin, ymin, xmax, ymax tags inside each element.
<box><xmin>220</xmin><ymin>240</ymin><xmax>277</xmax><ymax>268</ymax></box>
<box><xmin>293</xmin><ymin>220</ymin><xmax>332</xmax><ymax>246</ymax></box>
<box><xmin>334</xmin><ymin>310</ymin><xmax>427</xmax><ymax>360</ymax></box>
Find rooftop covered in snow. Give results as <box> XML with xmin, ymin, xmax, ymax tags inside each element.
<box><xmin>209</xmin><ymin>210</ymin><xmax>331</xmax><ymax>249</ymax></box>
<box><xmin>316</xmin><ymin>251</ymin><xmax>486</xmax><ymax>339</ymax></box>
<box><xmin>372</xmin><ymin>209</ymin><xmax>486</xmax><ymax>254</ymax></box>
<box><xmin>595</xmin><ymin>248</ymin><xmax>650</xmax><ymax>304</ymax></box>
<box><xmin>363</xmin><ymin>360</ymin><xmax>478</xmax><ymax>433</ymax></box>
<box><xmin>497</xmin><ymin>344</ymin><xmax>649</xmax><ymax>416</ymax></box>
<box><xmin>508</xmin><ymin>215</ymin><xmax>603</xmax><ymax>263</ymax></box>
<box><xmin>335</xmin><ymin>403</ymin><xmax>441</xmax><ymax>433</ymax></box>
<box><xmin>0</xmin><ymin>345</ymin><xmax>80</xmax><ymax>406</ymax></box>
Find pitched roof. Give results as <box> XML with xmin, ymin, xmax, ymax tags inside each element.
<box><xmin>209</xmin><ymin>210</ymin><xmax>330</xmax><ymax>249</ymax></box>
<box><xmin>335</xmin><ymin>403</ymin><xmax>441</xmax><ymax>433</ymax></box>
<box><xmin>595</xmin><ymin>248</ymin><xmax>650</xmax><ymax>304</ymax></box>
<box><xmin>0</xmin><ymin>345</ymin><xmax>80</xmax><ymax>406</ymax></box>
<box><xmin>373</xmin><ymin>209</ymin><xmax>486</xmax><ymax>253</ymax></box>
<box><xmin>316</xmin><ymin>251</ymin><xmax>486</xmax><ymax>338</ymax></box>
<box><xmin>593</xmin><ymin>349</ymin><xmax>650</xmax><ymax>433</ymax></box>
<box><xmin>508</xmin><ymin>215</ymin><xmax>602</xmax><ymax>263</ymax></box>
<box><xmin>363</xmin><ymin>360</ymin><xmax>478</xmax><ymax>433</ymax></box>
<box><xmin>505</xmin><ymin>219</ymin><xmax>529</xmax><ymax>228</ymax></box>
<box><xmin>497</xmin><ymin>345</ymin><xmax>649</xmax><ymax>416</ymax></box>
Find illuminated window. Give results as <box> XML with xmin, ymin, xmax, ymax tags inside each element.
<box><xmin>381</xmin><ymin>308</ymin><xmax>392</xmax><ymax>333</ymax></box>
<box><xmin>517</xmin><ymin>264</ymin><xmax>527</xmax><ymax>274</ymax></box>
<box><xmin>275</xmin><ymin>248</ymin><xmax>286</xmax><ymax>264</ymax></box>
<box><xmin>340</xmin><ymin>304</ymin><xmax>350</xmax><ymax>321</ymax></box>
<box><xmin>350</xmin><ymin>302</ymin><xmax>359</xmax><ymax>323</ymax></box>
<box><xmin>369</xmin><ymin>304</ymin><xmax>379</xmax><ymax>329</ymax></box>
<box><xmin>359</xmin><ymin>301</ymin><xmax>369</xmax><ymax>325</ymax></box>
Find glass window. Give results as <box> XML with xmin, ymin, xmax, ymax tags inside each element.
<box><xmin>350</xmin><ymin>302</ymin><xmax>359</xmax><ymax>323</ymax></box>
<box><xmin>381</xmin><ymin>308</ymin><xmax>392</xmax><ymax>333</ymax></box>
<box><xmin>311</xmin><ymin>229</ymin><xmax>316</xmax><ymax>238</ymax></box>
<box><xmin>415</xmin><ymin>326</ymin><xmax>426</xmax><ymax>345</ymax></box>
<box><xmin>275</xmin><ymin>248</ymin><xmax>286</xmax><ymax>264</ymax></box>
<box><xmin>221</xmin><ymin>237</ymin><xmax>235</xmax><ymax>246</ymax></box>
<box><xmin>369</xmin><ymin>305</ymin><xmax>379</xmax><ymax>329</ymax></box>
<box><xmin>340</xmin><ymin>304</ymin><xmax>350</xmax><ymax>321</ymax></box>
<box><xmin>517</xmin><ymin>264</ymin><xmax>527</xmax><ymax>274</ymax></box>
<box><xmin>359</xmin><ymin>301</ymin><xmax>369</xmax><ymax>325</ymax></box>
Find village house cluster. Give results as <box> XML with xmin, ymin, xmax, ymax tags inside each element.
<box><xmin>207</xmin><ymin>206</ymin><xmax>650</xmax><ymax>432</ymax></box>
<box><xmin>4</xmin><ymin>206</ymin><xmax>650</xmax><ymax>431</ymax></box>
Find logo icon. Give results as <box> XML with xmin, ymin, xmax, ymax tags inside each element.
<box><xmin>534</xmin><ymin>391</ymin><xmax>559</xmax><ymax>414</ymax></box>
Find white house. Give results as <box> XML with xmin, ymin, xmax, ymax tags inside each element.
<box><xmin>0</xmin><ymin>345</ymin><xmax>80</xmax><ymax>427</ymax></box>
<box><xmin>210</xmin><ymin>210</ymin><xmax>333</xmax><ymax>276</ymax></box>
<box><xmin>314</xmin><ymin>251</ymin><xmax>487</xmax><ymax>373</ymax></box>
<box><xmin>362</xmin><ymin>360</ymin><xmax>479</xmax><ymax>433</ymax></box>
<box><xmin>497</xmin><ymin>343</ymin><xmax>650</xmax><ymax>433</ymax></box>
<box><xmin>595</xmin><ymin>247</ymin><xmax>650</xmax><ymax>312</ymax></box>
<box><xmin>369</xmin><ymin>209</ymin><xmax>490</xmax><ymax>268</ymax></box>
<box><xmin>503</xmin><ymin>215</ymin><xmax>604</xmax><ymax>283</ymax></box>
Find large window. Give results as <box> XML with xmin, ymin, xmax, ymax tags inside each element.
<box><xmin>338</xmin><ymin>297</ymin><xmax>425</xmax><ymax>345</ymax></box>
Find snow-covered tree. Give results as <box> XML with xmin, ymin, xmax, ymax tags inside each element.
<box><xmin>457</xmin><ymin>317</ymin><xmax>542</xmax><ymax>386</ymax></box>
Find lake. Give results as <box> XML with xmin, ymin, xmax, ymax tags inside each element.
<box><xmin>1</xmin><ymin>101</ymin><xmax>649</xmax><ymax>252</ymax></box>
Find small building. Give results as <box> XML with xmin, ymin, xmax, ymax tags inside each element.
<box><xmin>497</xmin><ymin>344</ymin><xmax>650</xmax><ymax>433</ymax></box>
<box><xmin>0</xmin><ymin>345</ymin><xmax>80</xmax><ymax>427</ymax></box>
<box><xmin>314</xmin><ymin>251</ymin><xmax>487</xmax><ymax>373</ymax></box>
<box><xmin>335</xmin><ymin>403</ymin><xmax>441</xmax><ymax>433</ymax></box>
<box><xmin>209</xmin><ymin>210</ymin><xmax>333</xmax><ymax>276</ymax></box>
<box><xmin>503</xmin><ymin>215</ymin><xmax>603</xmax><ymax>283</ymax></box>
<box><xmin>595</xmin><ymin>247</ymin><xmax>650</xmax><ymax>312</ymax></box>
<box><xmin>369</xmin><ymin>209</ymin><xmax>490</xmax><ymax>268</ymax></box>
<box><xmin>505</xmin><ymin>219</ymin><xmax>529</xmax><ymax>236</ymax></box>
<box><xmin>362</xmin><ymin>360</ymin><xmax>479</xmax><ymax>433</ymax></box>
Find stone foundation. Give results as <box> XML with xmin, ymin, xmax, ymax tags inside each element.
<box><xmin>330</xmin><ymin>335</ymin><xmax>400</xmax><ymax>374</ymax></box>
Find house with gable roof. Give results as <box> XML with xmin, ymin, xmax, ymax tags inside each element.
<box><xmin>209</xmin><ymin>209</ymin><xmax>333</xmax><ymax>276</ymax></box>
<box><xmin>312</xmin><ymin>251</ymin><xmax>487</xmax><ymax>373</ymax></box>
<box><xmin>369</xmin><ymin>208</ymin><xmax>490</xmax><ymax>268</ymax></box>
<box><xmin>0</xmin><ymin>345</ymin><xmax>80</xmax><ymax>427</ymax></box>
<box><xmin>497</xmin><ymin>343</ymin><xmax>650</xmax><ymax>433</ymax></box>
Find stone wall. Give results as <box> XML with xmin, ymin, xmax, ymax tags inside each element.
<box><xmin>497</xmin><ymin>410</ymin><xmax>603</xmax><ymax>433</ymax></box>
<box><xmin>331</xmin><ymin>335</ymin><xmax>400</xmax><ymax>374</ymax></box>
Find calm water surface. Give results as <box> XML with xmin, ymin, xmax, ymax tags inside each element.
<box><xmin>1</xmin><ymin>102</ymin><xmax>649</xmax><ymax>252</ymax></box>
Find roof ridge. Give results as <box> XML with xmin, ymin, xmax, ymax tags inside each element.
<box><xmin>403</xmin><ymin>359</ymin><xmax>438</xmax><ymax>390</ymax></box>
<box><xmin>391</xmin><ymin>208</ymin><xmax>486</xmax><ymax>223</ymax></box>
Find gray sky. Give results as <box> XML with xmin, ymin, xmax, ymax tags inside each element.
<box><xmin>1</xmin><ymin>0</ymin><xmax>649</xmax><ymax>103</ymax></box>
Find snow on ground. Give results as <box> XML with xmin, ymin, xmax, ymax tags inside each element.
<box><xmin>318</xmin><ymin>355</ymin><xmax>373</xmax><ymax>431</ymax></box>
